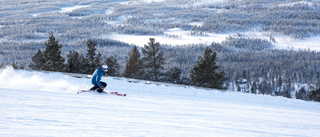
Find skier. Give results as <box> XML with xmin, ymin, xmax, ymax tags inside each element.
<box><xmin>90</xmin><ymin>65</ymin><xmax>110</xmax><ymax>93</ymax></box>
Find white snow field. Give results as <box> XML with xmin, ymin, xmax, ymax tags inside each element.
<box><xmin>1</xmin><ymin>67</ymin><xmax>320</xmax><ymax>137</ymax></box>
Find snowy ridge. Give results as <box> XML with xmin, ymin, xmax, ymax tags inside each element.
<box><xmin>1</xmin><ymin>66</ymin><xmax>320</xmax><ymax>136</ymax></box>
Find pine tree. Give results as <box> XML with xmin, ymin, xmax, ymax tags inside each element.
<box><xmin>66</xmin><ymin>50</ymin><xmax>83</xmax><ymax>73</ymax></box>
<box><xmin>41</xmin><ymin>32</ymin><xmax>65</xmax><ymax>72</ymax></box>
<box><xmin>94</xmin><ymin>52</ymin><xmax>102</xmax><ymax>68</ymax></box>
<box><xmin>142</xmin><ymin>38</ymin><xmax>165</xmax><ymax>81</ymax></box>
<box><xmin>190</xmin><ymin>47</ymin><xmax>225</xmax><ymax>89</ymax></box>
<box><xmin>296</xmin><ymin>87</ymin><xmax>308</xmax><ymax>100</ymax></box>
<box><xmin>277</xmin><ymin>73</ymin><xmax>282</xmax><ymax>92</ymax></box>
<box><xmin>11</xmin><ymin>61</ymin><xmax>20</xmax><ymax>69</ymax></box>
<box><xmin>167</xmin><ymin>67</ymin><xmax>182</xmax><ymax>83</ymax></box>
<box><xmin>29</xmin><ymin>49</ymin><xmax>45</xmax><ymax>70</ymax></box>
<box><xmin>123</xmin><ymin>46</ymin><xmax>143</xmax><ymax>79</ymax></box>
<box><xmin>309</xmin><ymin>87</ymin><xmax>320</xmax><ymax>102</ymax></box>
<box><xmin>251</xmin><ymin>81</ymin><xmax>257</xmax><ymax>94</ymax></box>
<box><xmin>105</xmin><ymin>55</ymin><xmax>121</xmax><ymax>76</ymax></box>
<box><xmin>0</xmin><ymin>62</ymin><xmax>4</xmax><ymax>68</ymax></box>
<box><xmin>86</xmin><ymin>39</ymin><xmax>97</xmax><ymax>73</ymax></box>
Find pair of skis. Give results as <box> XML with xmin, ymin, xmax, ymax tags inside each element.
<box><xmin>78</xmin><ymin>90</ymin><xmax>127</xmax><ymax>97</ymax></box>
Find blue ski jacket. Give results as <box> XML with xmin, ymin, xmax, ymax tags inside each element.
<box><xmin>91</xmin><ymin>67</ymin><xmax>106</xmax><ymax>88</ymax></box>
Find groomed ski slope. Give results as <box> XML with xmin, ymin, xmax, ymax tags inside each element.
<box><xmin>1</xmin><ymin>67</ymin><xmax>320</xmax><ymax>137</ymax></box>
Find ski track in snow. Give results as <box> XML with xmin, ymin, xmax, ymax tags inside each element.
<box><xmin>1</xmin><ymin>67</ymin><xmax>320</xmax><ymax>136</ymax></box>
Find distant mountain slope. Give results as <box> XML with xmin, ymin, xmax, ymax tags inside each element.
<box><xmin>1</xmin><ymin>0</ymin><xmax>319</xmax><ymax>44</ymax></box>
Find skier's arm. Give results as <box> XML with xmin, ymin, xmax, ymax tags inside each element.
<box><xmin>96</xmin><ymin>75</ymin><xmax>103</xmax><ymax>88</ymax></box>
<box><xmin>101</xmin><ymin>73</ymin><xmax>107</xmax><ymax>89</ymax></box>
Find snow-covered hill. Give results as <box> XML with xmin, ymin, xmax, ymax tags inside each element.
<box><xmin>1</xmin><ymin>66</ymin><xmax>320</xmax><ymax>136</ymax></box>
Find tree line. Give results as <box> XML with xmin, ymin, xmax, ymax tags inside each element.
<box><xmin>29</xmin><ymin>33</ymin><xmax>226</xmax><ymax>90</ymax></box>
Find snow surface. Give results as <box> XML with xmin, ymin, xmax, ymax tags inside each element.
<box><xmin>190</xmin><ymin>0</ymin><xmax>227</xmax><ymax>7</ymax></box>
<box><xmin>131</xmin><ymin>0</ymin><xmax>167</xmax><ymax>3</ymax></box>
<box><xmin>105</xmin><ymin>8</ymin><xmax>114</xmax><ymax>15</ymax></box>
<box><xmin>1</xmin><ymin>66</ymin><xmax>320</xmax><ymax>136</ymax></box>
<box><xmin>109</xmin><ymin>28</ymin><xmax>320</xmax><ymax>51</ymax></box>
<box><xmin>274</xmin><ymin>35</ymin><xmax>320</xmax><ymax>50</ymax></box>
<box><xmin>108</xmin><ymin>29</ymin><xmax>228</xmax><ymax>46</ymax></box>
<box><xmin>32</xmin><ymin>5</ymin><xmax>90</xmax><ymax>17</ymax></box>
<box><xmin>60</xmin><ymin>5</ymin><xmax>90</xmax><ymax>13</ymax></box>
<box><xmin>277</xmin><ymin>1</ymin><xmax>315</xmax><ymax>7</ymax></box>
<box><xmin>128</xmin><ymin>0</ymin><xmax>226</xmax><ymax>5</ymax></box>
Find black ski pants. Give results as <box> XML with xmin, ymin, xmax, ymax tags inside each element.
<box><xmin>90</xmin><ymin>82</ymin><xmax>107</xmax><ymax>93</ymax></box>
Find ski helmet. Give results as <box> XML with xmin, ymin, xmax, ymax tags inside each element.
<box><xmin>102</xmin><ymin>65</ymin><xmax>110</xmax><ymax>71</ymax></box>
